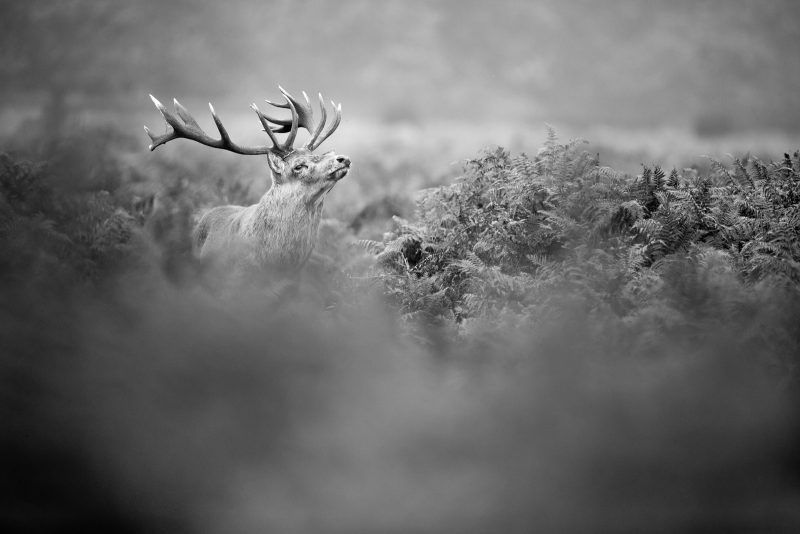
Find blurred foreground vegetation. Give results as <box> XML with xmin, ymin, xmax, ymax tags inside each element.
<box><xmin>2</xmin><ymin>125</ymin><xmax>800</xmax><ymax>532</ymax></box>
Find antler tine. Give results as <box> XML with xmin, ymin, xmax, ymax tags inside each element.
<box><xmin>208</xmin><ymin>102</ymin><xmax>234</xmax><ymax>147</ymax></box>
<box><xmin>309</xmin><ymin>100</ymin><xmax>341</xmax><ymax>151</ymax></box>
<box><xmin>282</xmin><ymin>96</ymin><xmax>300</xmax><ymax>149</ymax></box>
<box><xmin>304</xmin><ymin>92</ymin><xmax>328</xmax><ymax>150</ymax></box>
<box><xmin>262</xmin><ymin>86</ymin><xmax>315</xmax><ymax>134</ymax></box>
<box><xmin>250</xmin><ymin>103</ymin><xmax>283</xmax><ymax>150</ymax></box>
<box><xmin>144</xmin><ymin>94</ymin><xmax>274</xmax><ymax>155</ymax></box>
<box><xmin>144</xmin><ymin>95</ymin><xmax>181</xmax><ymax>150</ymax></box>
<box><xmin>264</xmin><ymin>85</ymin><xmax>290</xmax><ymax>109</ymax></box>
<box><xmin>173</xmin><ymin>98</ymin><xmax>201</xmax><ymax>130</ymax></box>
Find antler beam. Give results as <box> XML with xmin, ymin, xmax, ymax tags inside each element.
<box><xmin>144</xmin><ymin>87</ymin><xmax>342</xmax><ymax>156</ymax></box>
<box><xmin>145</xmin><ymin>95</ymin><xmax>277</xmax><ymax>155</ymax></box>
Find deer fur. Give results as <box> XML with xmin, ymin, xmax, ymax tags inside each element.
<box><xmin>193</xmin><ymin>149</ymin><xmax>350</xmax><ymax>270</ymax></box>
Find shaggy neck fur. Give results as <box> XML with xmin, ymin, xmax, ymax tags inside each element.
<box><xmin>192</xmin><ymin>177</ymin><xmax>336</xmax><ymax>272</ymax></box>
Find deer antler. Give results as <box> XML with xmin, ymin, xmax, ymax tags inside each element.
<box><xmin>144</xmin><ymin>95</ymin><xmax>284</xmax><ymax>155</ymax></box>
<box><xmin>145</xmin><ymin>87</ymin><xmax>342</xmax><ymax>156</ymax></box>
<box><xmin>259</xmin><ymin>86</ymin><xmax>342</xmax><ymax>151</ymax></box>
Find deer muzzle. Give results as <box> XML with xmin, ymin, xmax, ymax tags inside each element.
<box><xmin>328</xmin><ymin>155</ymin><xmax>351</xmax><ymax>181</ymax></box>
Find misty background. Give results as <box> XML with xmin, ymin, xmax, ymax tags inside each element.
<box><xmin>2</xmin><ymin>0</ymin><xmax>799</xmax><ymax>170</ymax></box>
<box><xmin>2</xmin><ymin>1</ymin><xmax>800</xmax><ymax>533</ymax></box>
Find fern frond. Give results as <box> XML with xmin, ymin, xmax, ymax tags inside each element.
<box><xmin>355</xmin><ymin>239</ymin><xmax>384</xmax><ymax>254</ymax></box>
<box><xmin>667</xmin><ymin>168</ymin><xmax>680</xmax><ymax>188</ymax></box>
<box><xmin>633</xmin><ymin>218</ymin><xmax>663</xmax><ymax>241</ymax></box>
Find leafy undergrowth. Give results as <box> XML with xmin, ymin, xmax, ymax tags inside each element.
<box><xmin>2</xmin><ymin>127</ymin><xmax>800</xmax><ymax>532</ymax></box>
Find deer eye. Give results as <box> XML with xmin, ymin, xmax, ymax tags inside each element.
<box><xmin>293</xmin><ymin>163</ymin><xmax>307</xmax><ymax>172</ymax></box>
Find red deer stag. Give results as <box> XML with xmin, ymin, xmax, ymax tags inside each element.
<box><xmin>144</xmin><ymin>87</ymin><xmax>350</xmax><ymax>271</ymax></box>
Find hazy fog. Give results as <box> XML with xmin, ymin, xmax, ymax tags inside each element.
<box><xmin>2</xmin><ymin>0</ymin><xmax>799</xmax><ymax>169</ymax></box>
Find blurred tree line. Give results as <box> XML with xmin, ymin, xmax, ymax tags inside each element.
<box><xmin>1</xmin><ymin>0</ymin><xmax>799</xmax><ymax>141</ymax></box>
<box><xmin>0</xmin><ymin>0</ymin><xmax>223</xmax><ymax>138</ymax></box>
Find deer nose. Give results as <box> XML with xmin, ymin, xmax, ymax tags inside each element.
<box><xmin>336</xmin><ymin>155</ymin><xmax>351</xmax><ymax>167</ymax></box>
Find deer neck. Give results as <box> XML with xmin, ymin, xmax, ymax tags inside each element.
<box><xmin>236</xmin><ymin>183</ymin><xmax>324</xmax><ymax>270</ymax></box>
<box><xmin>259</xmin><ymin>181</ymin><xmax>329</xmax><ymax>211</ymax></box>
<box><xmin>250</xmin><ymin>181</ymin><xmax>326</xmax><ymax>244</ymax></box>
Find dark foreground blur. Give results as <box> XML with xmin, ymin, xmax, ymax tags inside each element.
<box><xmin>3</xmin><ymin>275</ymin><xmax>799</xmax><ymax>533</ymax></box>
<box><xmin>2</xmin><ymin>122</ymin><xmax>800</xmax><ymax>533</ymax></box>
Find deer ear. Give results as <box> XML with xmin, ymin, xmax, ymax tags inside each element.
<box><xmin>266</xmin><ymin>151</ymin><xmax>285</xmax><ymax>177</ymax></box>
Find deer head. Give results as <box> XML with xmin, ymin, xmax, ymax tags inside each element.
<box><xmin>144</xmin><ymin>86</ymin><xmax>350</xmax><ymax>192</ymax></box>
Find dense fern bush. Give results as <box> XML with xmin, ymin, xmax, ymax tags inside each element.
<box><xmin>369</xmin><ymin>130</ymin><xmax>800</xmax><ymax>362</ymax></box>
<box><xmin>0</xmin><ymin>153</ymin><xmax>141</xmax><ymax>286</ymax></box>
<box><xmin>0</xmin><ymin>125</ymin><xmax>273</xmax><ymax>289</ymax></box>
<box><xmin>3</xmin><ymin>125</ymin><xmax>799</xmax><ymax>375</ymax></box>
